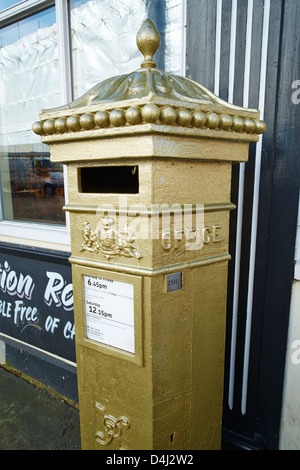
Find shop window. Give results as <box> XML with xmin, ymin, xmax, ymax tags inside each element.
<box><xmin>7</xmin><ymin>153</ymin><xmax>65</xmax><ymax>224</ymax></box>
<box><xmin>0</xmin><ymin>5</ymin><xmax>65</xmax><ymax>226</ymax></box>
<box><xmin>69</xmin><ymin>0</ymin><xmax>184</xmax><ymax>99</ymax></box>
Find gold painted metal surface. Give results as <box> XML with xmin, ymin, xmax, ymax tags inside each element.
<box><xmin>80</xmin><ymin>216</ymin><xmax>143</xmax><ymax>260</ymax></box>
<box><xmin>95</xmin><ymin>402</ymin><xmax>130</xmax><ymax>446</ymax></box>
<box><xmin>33</xmin><ymin>19</ymin><xmax>267</xmax><ymax>450</ymax></box>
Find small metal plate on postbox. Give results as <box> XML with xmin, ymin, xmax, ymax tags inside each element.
<box><xmin>165</xmin><ymin>272</ymin><xmax>182</xmax><ymax>293</ymax></box>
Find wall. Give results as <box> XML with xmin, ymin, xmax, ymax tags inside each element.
<box><xmin>187</xmin><ymin>0</ymin><xmax>300</xmax><ymax>449</ymax></box>
<box><xmin>280</xmin><ymin>197</ymin><xmax>300</xmax><ymax>449</ymax></box>
<box><xmin>280</xmin><ymin>281</ymin><xmax>300</xmax><ymax>449</ymax></box>
<box><xmin>0</xmin><ymin>243</ymin><xmax>78</xmax><ymax>402</ymax></box>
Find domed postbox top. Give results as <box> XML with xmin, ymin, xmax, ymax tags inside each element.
<box><xmin>32</xmin><ymin>19</ymin><xmax>266</xmax><ymax>143</ymax></box>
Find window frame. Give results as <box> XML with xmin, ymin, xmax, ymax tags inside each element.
<box><xmin>0</xmin><ymin>0</ymin><xmax>55</xmax><ymax>27</ymax></box>
<box><xmin>0</xmin><ymin>0</ymin><xmax>72</xmax><ymax>250</ymax></box>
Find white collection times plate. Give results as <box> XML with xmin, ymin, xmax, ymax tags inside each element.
<box><xmin>84</xmin><ymin>275</ymin><xmax>135</xmax><ymax>354</ymax></box>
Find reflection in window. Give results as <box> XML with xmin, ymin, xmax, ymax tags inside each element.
<box><xmin>8</xmin><ymin>153</ymin><xmax>65</xmax><ymax>224</ymax></box>
<box><xmin>0</xmin><ymin>6</ymin><xmax>65</xmax><ymax>225</ymax></box>
<box><xmin>69</xmin><ymin>0</ymin><xmax>184</xmax><ymax>99</ymax></box>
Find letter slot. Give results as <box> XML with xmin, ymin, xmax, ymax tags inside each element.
<box><xmin>79</xmin><ymin>166</ymin><xmax>139</xmax><ymax>194</ymax></box>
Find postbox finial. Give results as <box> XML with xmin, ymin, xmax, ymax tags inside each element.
<box><xmin>136</xmin><ymin>19</ymin><xmax>160</xmax><ymax>68</ymax></box>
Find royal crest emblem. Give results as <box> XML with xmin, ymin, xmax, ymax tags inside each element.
<box><xmin>80</xmin><ymin>215</ymin><xmax>142</xmax><ymax>260</ymax></box>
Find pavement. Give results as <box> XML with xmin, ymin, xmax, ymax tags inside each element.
<box><xmin>0</xmin><ymin>365</ymin><xmax>239</xmax><ymax>452</ymax></box>
<box><xmin>0</xmin><ymin>366</ymin><xmax>81</xmax><ymax>450</ymax></box>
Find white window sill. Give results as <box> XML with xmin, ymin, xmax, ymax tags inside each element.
<box><xmin>0</xmin><ymin>220</ymin><xmax>70</xmax><ymax>252</ymax></box>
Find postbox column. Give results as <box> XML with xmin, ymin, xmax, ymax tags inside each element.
<box><xmin>55</xmin><ymin>140</ymin><xmax>240</xmax><ymax>450</ymax></box>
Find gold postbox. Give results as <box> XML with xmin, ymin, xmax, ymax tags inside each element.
<box><xmin>33</xmin><ymin>20</ymin><xmax>266</xmax><ymax>450</ymax></box>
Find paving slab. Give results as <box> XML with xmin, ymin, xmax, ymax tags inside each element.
<box><xmin>0</xmin><ymin>366</ymin><xmax>81</xmax><ymax>450</ymax></box>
